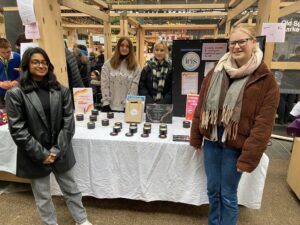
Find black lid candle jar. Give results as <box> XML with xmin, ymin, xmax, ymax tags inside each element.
<box><xmin>107</xmin><ymin>112</ymin><xmax>114</xmax><ymax>119</ymax></box>
<box><xmin>87</xmin><ymin>122</ymin><xmax>95</xmax><ymax>129</ymax></box>
<box><xmin>89</xmin><ymin>115</ymin><xmax>97</xmax><ymax>122</ymax></box>
<box><xmin>183</xmin><ymin>121</ymin><xmax>191</xmax><ymax>128</ymax></box>
<box><xmin>102</xmin><ymin>119</ymin><xmax>109</xmax><ymax>126</ymax></box>
<box><xmin>76</xmin><ymin>114</ymin><xmax>84</xmax><ymax>121</ymax></box>
<box><xmin>91</xmin><ymin>109</ymin><xmax>99</xmax><ymax>116</ymax></box>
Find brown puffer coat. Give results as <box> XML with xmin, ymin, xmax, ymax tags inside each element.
<box><xmin>190</xmin><ymin>62</ymin><xmax>280</xmax><ymax>172</ymax></box>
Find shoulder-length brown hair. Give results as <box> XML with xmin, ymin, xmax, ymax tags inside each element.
<box><xmin>110</xmin><ymin>36</ymin><xmax>137</xmax><ymax>71</ymax></box>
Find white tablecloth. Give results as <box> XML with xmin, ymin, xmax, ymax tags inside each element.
<box><xmin>0</xmin><ymin>113</ymin><xmax>269</xmax><ymax>209</ymax></box>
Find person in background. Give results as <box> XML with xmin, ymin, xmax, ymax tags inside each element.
<box><xmin>97</xmin><ymin>46</ymin><xmax>105</xmax><ymax>65</ymax></box>
<box><xmin>277</xmin><ymin>45</ymin><xmax>300</xmax><ymax>124</ymax></box>
<box><xmin>0</xmin><ymin>38</ymin><xmax>20</xmax><ymax>109</ymax></box>
<box><xmin>5</xmin><ymin>47</ymin><xmax>92</xmax><ymax>225</ymax></box>
<box><xmin>138</xmin><ymin>41</ymin><xmax>172</xmax><ymax>105</ymax></box>
<box><xmin>14</xmin><ymin>33</ymin><xmax>32</xmax><ymax>54</ymax></box>
<box><xmin>89</xmin><ymin>51</ymin><xmax>97</xmax><ymax>70</ymax></box>
<box><xmin>90</xmin><ymin>70</ymin><xmax>101</xmax><ymax>109</ymax></box>
<box><xmin>190</xmin><ymin>24</ymin><xmax>279</xmax><ymax>225</ymax></box>
<box><xmin>77</xmin><ymin>44</ymin><xmax>88</xmax><ymax>56</ymax></box>
<box><xmin>101</xmin><ymin>36</ymin><xmax>140</xmax><ymax>112</ymax></box>
<box><xmin>65</xmin><ymin>48</ymin><xmax>84</xmax><ymax>99</ymax></box>
<box><xmin>89</xmin><ymin>51</ymin><xmax>103</xmax><ymax>73</ymax></box>
<box><xmin>73</xmin><ymin>47</ymin><xmax>91</xmax><ymax>87</ymax></box>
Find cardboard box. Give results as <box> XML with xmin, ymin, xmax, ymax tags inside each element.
<box><xmin>287</xmin><ymin>137</ymin><xmax>300</xmax><ymax>199</ymax></box>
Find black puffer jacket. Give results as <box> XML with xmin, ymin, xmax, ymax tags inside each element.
<box><xmin>5</xmin><ymin>85</ymin><xmax>76</xmax><ymax>178</ymax></box>
<box><xmin>65</xmin><ymin>48</ymin><xmax>84</xmax><ymax>88</ymax></box>
<box><xmin>138</xmin><ymin>59</ymin><xmax>172</xmax><ymax>105</ymax></box>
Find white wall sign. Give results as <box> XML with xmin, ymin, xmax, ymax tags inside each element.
<box><xmin>261</xmin><ymin>23</ymin><xmax>286</xmax><ymax>43</ymax></box>
<box><xmin>281</xmin><ymin>18</ymin><xmax>300</xmax><ymax>33</ymax></box>
<box><xmin>17</xmin><ymin>0</ymin><xmax>36</xmax><ymax>25</ymax></box>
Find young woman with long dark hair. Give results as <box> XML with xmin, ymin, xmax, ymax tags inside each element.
<box><xmin>5</xmin><ymin>47</ymin><xmax>92</xmax><ymax>225</ymax></box>
<box><xmin>101</xmin><ymin>36</ymin><xmax>140</xmax><ymax>112</ymax></box>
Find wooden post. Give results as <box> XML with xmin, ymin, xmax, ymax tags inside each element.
<box><xmin>256</xmin><ymin>0</ymin><xmax>280</xmax><ymax>68</ymax></box>
<box><xmin>225</xmin><ymin>20</ymin><xmax>231</xmax><ymax>38</ymax></box>
<box><xmin>0</xmin><ymin>12</ymin><xmax>5</xmax><ymax>38</ymax></box>
<box><xmin>123</xmin><ymin>14</ymin><xmax>128</xmax><ymax>36</ymax></box>
<box><xmin>137</xmin><ymin>26</ymin><xmax>145</xmax><ymax>67</ymax></box>
<box><xmin>66</xmin><ymin>28</ymin><xmax>77</xmax><ymax>49</ymax></box>
<box><xmin>248</xmin><ymin>12</ymin><xmax>253</xmax><ymax>24</ymax></box>
<box><xmin>214</xmin><ymin>28</ymin><xmax>219</xmax><ymax>38</ymax></box>
<box><xmin>34</xmin><ymin>0</ymin><xmax>68</xmax><ymax>86</ymax></box>
<box><xmin>119</xmin><ymin>13</ymin><xmax>124</xmax><ymax>37</ymax></box>
<box><xmin>104</xmin><ymin>12</ymin><xmax>112</xmax><ymax>60</ymax></box>
<box><xmin>136</xmin><ymin>26</ymin><xmax>140</xmax><ymax>63</ymax></box>
<box><xmin>119</xmin><ymin>12</ymin><xmax>128</xmax><ymax>37</ymax></box>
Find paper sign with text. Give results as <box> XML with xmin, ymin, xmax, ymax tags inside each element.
<box><xmin>185</xmin><ymin>94</ymin><xmax>199</xmax><ymax>121</ymax></box>
<box><xmin>202</xmin><ymin>43</ymin><xmax>228</xmax><ymax>61</ymax></box>
<box><xmin>73</xmin><ymin>88</ymin><xmax>94</xmax><ymax>114</ymax></box>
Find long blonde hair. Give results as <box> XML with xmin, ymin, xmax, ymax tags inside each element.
<box><xmin>110</xmin><ymin>36</ymin><xmax>137</xmax><ymax>71</ymax></box>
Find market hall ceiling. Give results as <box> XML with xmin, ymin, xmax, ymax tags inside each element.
<box><xmin>63</xmin><ymin>0</ymin><xmax>253</xmax><ymax>26</ymax></box>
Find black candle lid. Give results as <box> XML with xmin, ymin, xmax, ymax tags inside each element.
<box><xmin>91</xmin><ymin>109</ymin><xmax>99</xmax><ymax>115</ymax></box>
<box><xmin>107</xmin><ymin>112</ymin><xmax>114</xmax><ymax>119</ymax></box>
<box><xmin>115</xmin><ymin>122</ymin><xmax>122</xmax><ymax>128</ymax></box>
<box><xmin>183</xmin><ymin>120</ymin><xmax>191</xmax><ymax>128</ymax></box>
<box><xmin>110</xmin><ymin>131</ymin><xmax>118</xmax><ymax>136</ymax></box>
<box><xmin>125</xmin><ymin>132</ymin><xmax>133</xmax><ymax>137</ymax></box>
<box><xmin>76</xmin><ymin>114</ymin><xmax>84</xmax><ymax>121</ymax></box>
<box><xmin>102</xmin><ymin>119</ymin><xmax>109</xmax><ymax>126</ymax></box>
<box><xmin>141</xmin><ymin>133</ymin><xmax>149</xmax><ymax>138</ymax></box>
<box><xmin>90</xmin><ymin>115</ymin><xmax>97</xmax><ymax>122</ymax></box>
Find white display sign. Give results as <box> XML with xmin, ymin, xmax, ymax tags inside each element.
<box><xmin>20</xmin><ymin>42</ymin><xmax>39</xmax><ymax>59</ymax></box>
<box><xmin>25</xmin><ymin>22</ymin><xmax>40</xmax><ymax>39</ymax></box>
<box><xmin>73</xmin><ymin>88</ymin><xmax>94</xmax><ymax>114</ymax></box>
<box><xmin>182</xmin><ymin>52</ymin><xmax>200</xmax><ymax>71</ymax></box>
<box><xmin>181</xmin><ymin>72</ymin><xmax>198</xmax><ymax>95</ymax></box>
<box><xmin>261</xmin><ymin>23</ymin><xmax>286</xmax><ymax>43</ymax></box>
<box><xmin>281</xmin><ymin>18</ymin><xmax>300</xmax><ymax>33</ymax></box>
<box><xmin>202</xmin><ymin>43</ymin><xmax>228</xmax><ymax>61</ymax></box>
<box><xmin>17</xmin><ymin>0</ymin><xmax>36</xmax><ymax>25</ymax></box>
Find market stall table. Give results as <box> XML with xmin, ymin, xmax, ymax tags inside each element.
<box><xmin>0</xmin><ymin>113</ymin><xmax>269</xmax><ymax>209</ymax></box>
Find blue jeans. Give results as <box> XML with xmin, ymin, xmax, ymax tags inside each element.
<box><xmin>203</xmin><ymin>138</ymin><xmax>242</xmax><ymax>225</ymax></box>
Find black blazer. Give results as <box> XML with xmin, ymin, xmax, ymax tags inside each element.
<box><xmin>5</xmin><ymin>85</ymin><xmax>76</xmax><ymax>179</ymax></box>
<box><xmin>138</xmin><ymin>61</ymin><xmax>172</xmax><ymax>105</ymax></box>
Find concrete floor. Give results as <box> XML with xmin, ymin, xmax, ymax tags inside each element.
<box><xmin>0</xmin><ymin>139</ymin><xmax>299</xmax><ymax>225</ymax></box>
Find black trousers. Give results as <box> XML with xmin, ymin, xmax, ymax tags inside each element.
<box><xmin>0</xmin><ymin>95</ymin><xmax>5</xmax><ymax>109</ymax></box>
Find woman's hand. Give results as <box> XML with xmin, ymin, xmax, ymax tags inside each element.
<box><xmin>0</xmin><ymin>81</ymin><xmax>11</xmax><ymax>90</ymax></box>
<box><xmin>42</xmin><ymin>153</ymin><xmax>57</xmax><ymax>164</ymax></box>
<box><xmin>193</xmin><ymin>147</ymin><xmax>202</xmax><ymax>154</ymax></box>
